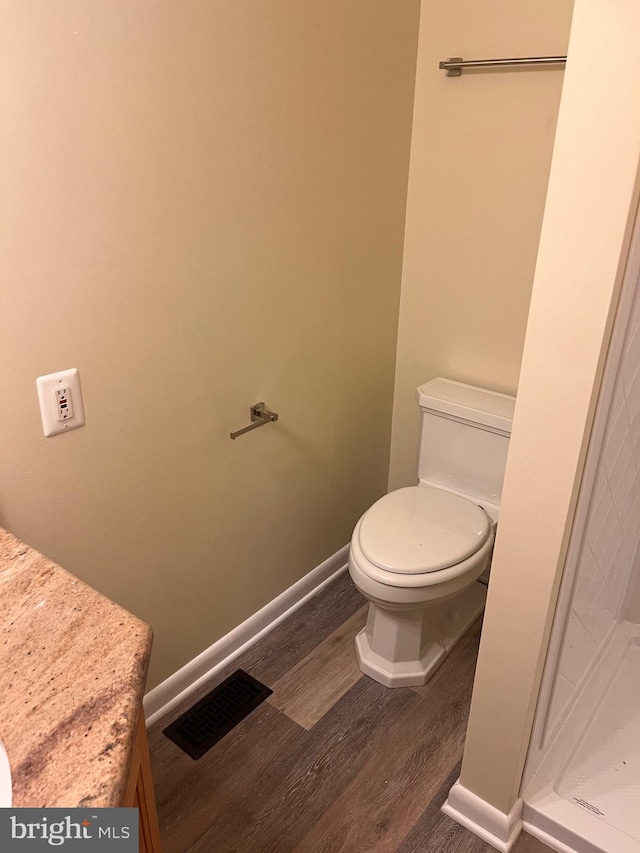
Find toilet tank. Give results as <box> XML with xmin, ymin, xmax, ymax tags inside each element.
<box><xmin>416</xmin><ymin>378</ymin><xmax>516</xmax><ymax>518</ymax></box>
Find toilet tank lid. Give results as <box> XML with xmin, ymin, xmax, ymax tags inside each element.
<box><xmin>417</xmin><ymin>377</ymin><xmax>516</xmax><ymax>434</ymax></box>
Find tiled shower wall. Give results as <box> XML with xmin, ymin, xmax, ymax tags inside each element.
<box><xmin>543</xmin><ymin>264</ymin><xmax>640</xmax><ymax>740</ymax></box>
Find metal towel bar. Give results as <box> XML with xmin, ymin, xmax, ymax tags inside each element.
<box><xmin>439</xmin><ymin>55</ymin><xmax>567</xmax><ymax>77</ymax></box>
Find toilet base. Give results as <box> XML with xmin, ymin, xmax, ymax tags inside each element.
<box><xmin>355</xmin><ymin>581</ymin><xmax>487</xmax><ymax>688</ymax></box>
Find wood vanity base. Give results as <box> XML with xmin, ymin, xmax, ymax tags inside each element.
<box><xmin>124</xmin><ymin>712</ymin><xmax>162</xmax><ymax>853</ymax></box>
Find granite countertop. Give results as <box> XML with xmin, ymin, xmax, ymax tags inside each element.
<box><xmin>0</xmin><ymin>527</ymin><xmax>152</xmax><ymax>807</ymax></box>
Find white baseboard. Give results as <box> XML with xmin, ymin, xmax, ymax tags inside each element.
<box><xmin>442</xmin><ymin>780</ymin><xmax>523</xmax><ymax>852</ymax></box>
<box><xmin>143</xmin><ymin>545</ymin><xmax>349</xmax><ymax>727</ymax></box>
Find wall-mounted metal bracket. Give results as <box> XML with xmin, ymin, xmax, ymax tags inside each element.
<box><xmin>230</xmin><ymin>402</ymin><xmax>279</xmax><ymax>440</ymax></box>
<box><xmin>440</xmin><ymin>56</ymin><xmax>463</xmax><ymax>77</ymax></box>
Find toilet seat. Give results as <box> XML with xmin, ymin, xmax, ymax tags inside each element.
<box><xmin>358</xmin><ymin>486</ymin><xmax>490</xmax><ymax>574</ymax></box>
<box><xmin>350</xmin><ymin>486</ymin><xmax>494</xmax><ymax>588</ymax></box>
<box><xmin>351</xmin><ymin>515</ymin><xmax>494</xmax><ymax>591</ymax></box>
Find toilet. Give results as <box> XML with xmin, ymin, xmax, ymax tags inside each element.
<box><xmin>348</xmin><ymin>377</ymin><xmax>515</xmax><ymax>688</ymax></box>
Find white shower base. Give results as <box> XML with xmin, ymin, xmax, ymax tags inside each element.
<box><xmin>523</xmin><ymin>622</ymin><xmax>640</xmax><ymax>853</ymax></box>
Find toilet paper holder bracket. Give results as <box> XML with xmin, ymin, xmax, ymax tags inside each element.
<box><xmin>230</xmin><ymin>402</ymin><xmax>279</xmax><ymax>440</ymax></box>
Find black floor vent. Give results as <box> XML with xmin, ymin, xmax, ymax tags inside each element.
<box><xmin>163</xmin><ymin>669</ymin><xmax>272</xmax><ymax>759</ymax></box>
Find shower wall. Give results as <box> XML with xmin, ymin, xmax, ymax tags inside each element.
<box><xmin>535</xmin><ymin>229</ymin><xmax>640</xmax><ymax>752</ymax></box>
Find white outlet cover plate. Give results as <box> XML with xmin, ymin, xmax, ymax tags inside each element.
<box><xmin>36</xmin><ymin>368</ymin><xmax>85</xmax><ymax>437</ymax></box>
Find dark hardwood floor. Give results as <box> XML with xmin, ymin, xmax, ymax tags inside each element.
<box><xmin>148</xmin><ymin>573</ymin><xmax>552</xmax><ymax>853</ymax></box>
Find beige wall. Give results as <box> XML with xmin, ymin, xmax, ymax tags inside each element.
<box><xmin>458</xmin><ymin>0</ymin><xmax>640</xmax><ymax>816</ymax></box>
<box><xmin>0</xmin><ymin>1</ymin><xmax>420</xmax><ymax>688</ymax></box>
<box><xmin>388</xmin><ymin>0</ymin><xmax>573</xmax><ymax>490</ymax></box>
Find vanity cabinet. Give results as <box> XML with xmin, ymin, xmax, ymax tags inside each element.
<box><xmin>123</xmin><ymin>712</ymin><xmax>163</xmax><ymax>853</ymax></box>
<box><xmin>0</xmin><ymin>527</ymin><xmax>158</xmax><ymax>829</ymax></box>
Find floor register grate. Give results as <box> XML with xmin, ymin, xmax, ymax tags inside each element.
<box><xmin>162</xmin><ymin>669</ymin><xmax>273</xmax><ymax>759</ymax></box>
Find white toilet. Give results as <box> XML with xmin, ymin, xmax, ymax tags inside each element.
<box><xmin>348</xmin><ymin>377</ymin><xmax>515</xmax><ymax>688</ymax></box>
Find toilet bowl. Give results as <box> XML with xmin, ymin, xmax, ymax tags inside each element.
<box><xmin>348</xmin><ymin>485</ymin><xmax>494</xmax><ymax>687</ymax></box>
<box><xmin>347</xmin><ymin>377</ymin><xmax>515</xmax><ymax>688</ymax></box>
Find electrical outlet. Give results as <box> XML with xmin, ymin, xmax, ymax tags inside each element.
<box><xmin>54</xmin><ymin>386</ymin><xmax>74</xmax><ymax>421</ymax></box>
<box><xmin>36</xmin><ymin>368</ymin><xmax>85</xmax><ymax>437</ymax></box>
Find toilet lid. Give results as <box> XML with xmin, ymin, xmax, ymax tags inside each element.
<box><xmin>358</xmin><ymin>486</ymin><xmax>491</xmax><ymax>574</ymax></box>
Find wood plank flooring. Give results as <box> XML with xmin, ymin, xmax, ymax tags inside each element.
<box><xmin>268</xmin><ymin>605</ymin><xmax>367</xmax><ymax>730</ymax></box>
<box><xmin>148</xmin><ymin>572</ymin><xmax>552</xmax><ymax>853</ymax></box>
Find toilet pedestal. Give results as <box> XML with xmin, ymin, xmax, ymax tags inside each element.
<box><xmin>354</xmin><ymin>581</ymin><xmax>487</xmax><ymax>688</ymax></box>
